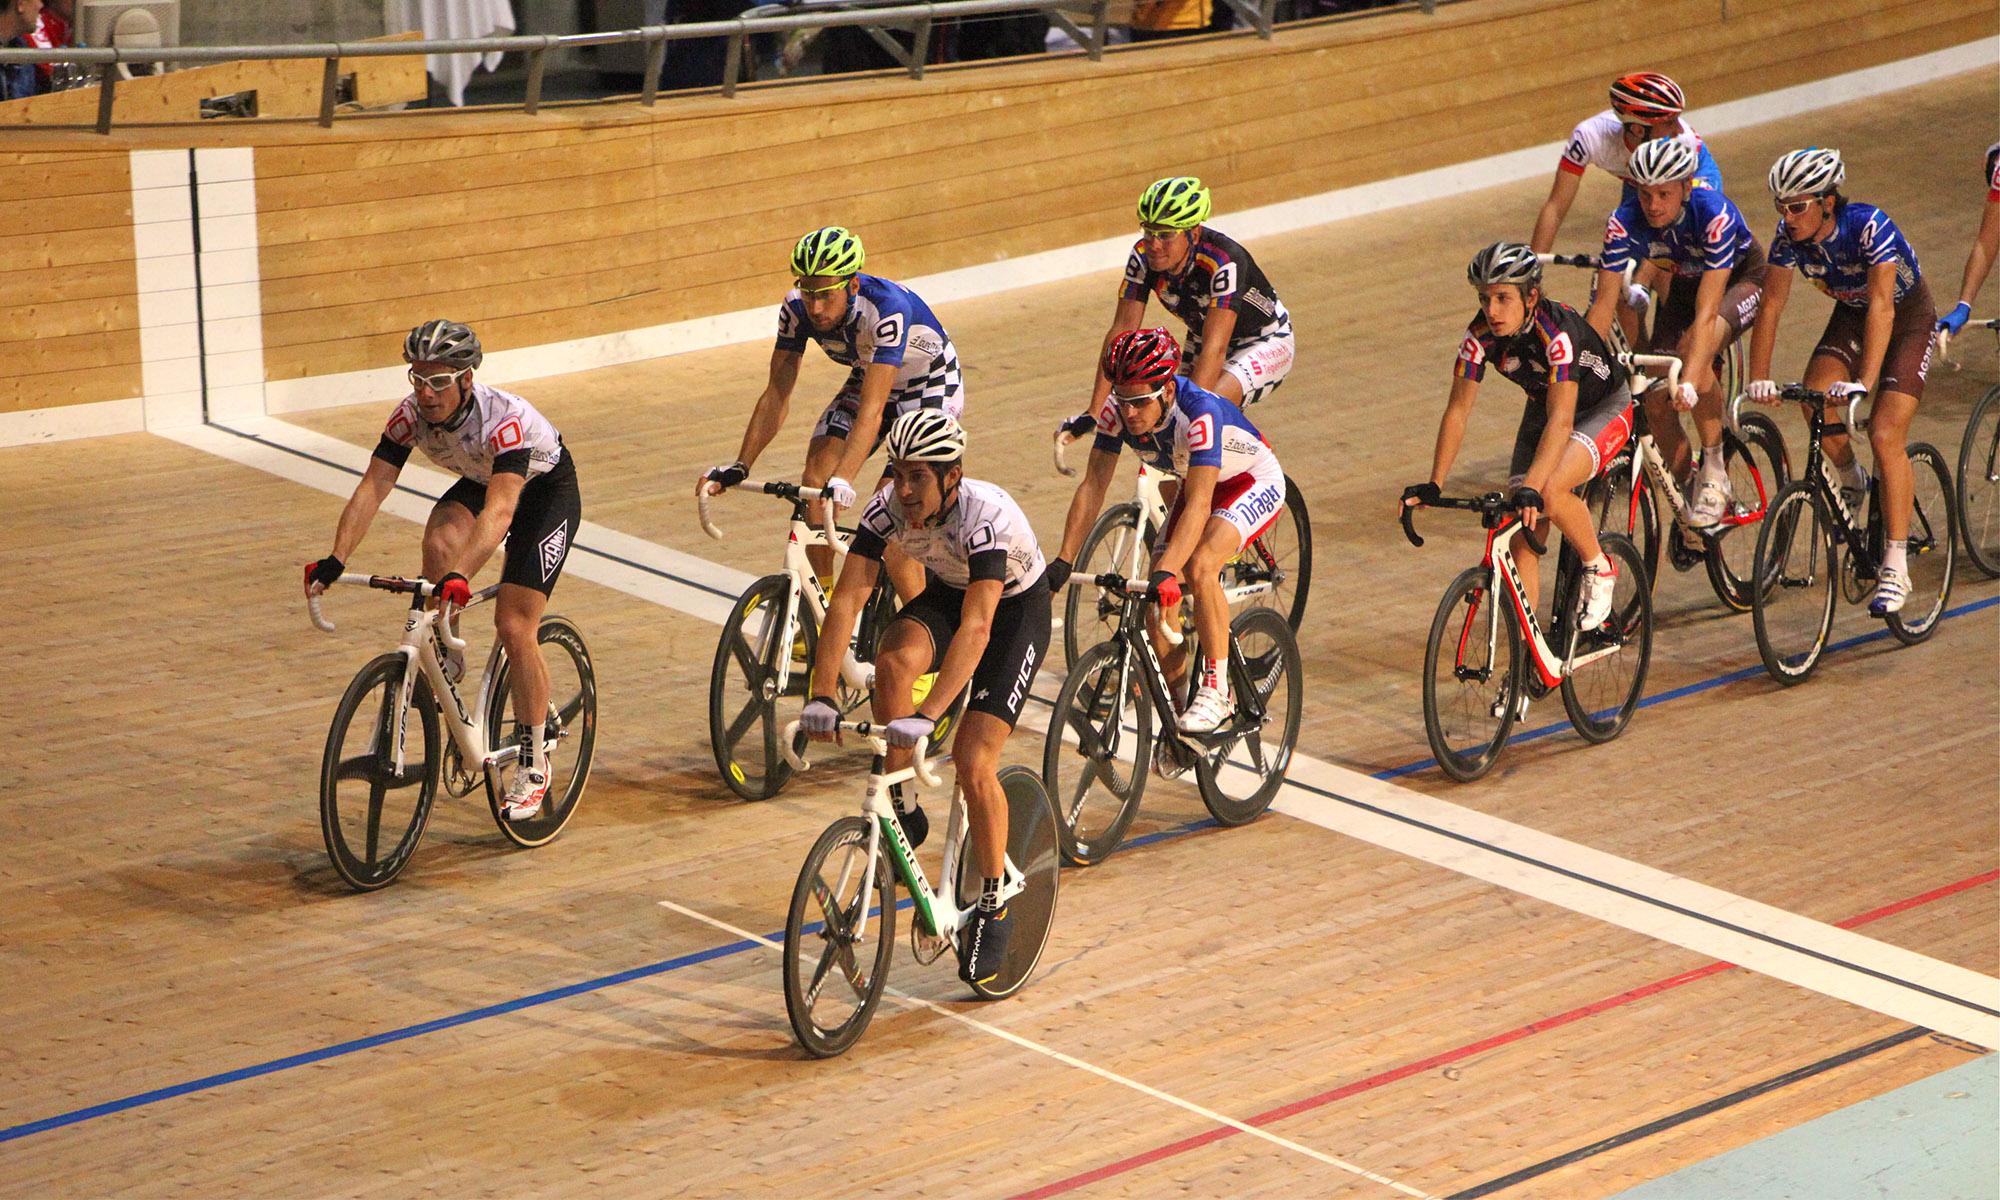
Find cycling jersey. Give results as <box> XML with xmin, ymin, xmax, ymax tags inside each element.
<box><xmin>1768</xmin><ymin>201</ymin><xmax>1923</xmax><ymax>308</ymax></box>
<box><xmin>373</xmin><ymin>382</ymin><xmax>566</xmax><ymax>485</ymax></box>
<box><xmin>1120</xmin><ymin>227</ymin><xmax>1291</xmax><ymax>353</ymax></box>
<box><xmin>1455</xmin><ymin>298</ymin><xmax>1630</xmax><ymax>412</ymax></box>
<box><xmin>1559</xmin><ymin>111</ymin><xmax>1723</xmax><ymax>192</ymax></box>
<box><xmin>774</xmin><ymin>273</ymin><xmax>962</xmax><ymax>409</ymax></box>
<box><xmin>850</xmin><ymin>477</ymin><xmax>1045</xmax><ymax>597</ymax></box>
<box><xmin>1602</xmin><ymin>186</ymin><xmax>1759</xmax><ymax>280</ymax></box>
<box><xmin>1091</xmin><ymin>377</ymin><xmax>1280</xmax><ymax>482</ymax></box>
<box><xmin>1984</xmin><ymin>140</ymin><xmax>1998</xmax><ymax>200</ymax></box>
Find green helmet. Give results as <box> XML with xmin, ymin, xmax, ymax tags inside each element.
<box><xmin>1136</xmin><ymin>176</ymin><xmax>1212</xmax><ymax>230</ymax></box>
<box><xmin>790</xmin><ymin>226</ymin><xmax>865</xmax><ymax>279</ymax></box>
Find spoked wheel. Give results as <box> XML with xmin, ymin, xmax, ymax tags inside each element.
<box><xmin>1192</xmin><ymin>607</ymin><xmax>1301</xmax><ymax>824</ymax></box>
<box><xmin>1956</xmin><ymin>385</ymin><xmax>2000</xmax><ymax>579</ymax></box>
<box><xmin>1588</xmin><ymin>453</ymin><xmax>1660</xmax><ymax>593</ymax></box>
<box><xmin>955</xmin><ymin>766</ymin><xmax>1061</xmax><ymax>1000</ymax></box>
<box><xmin>1886</xmin><ymin>442</ymin><xmax>1957</xmax><ymax>645</ymax></box>
<box><xmin>320</xmin><ymin>653</ymin><xmax>442</xmax><ymax>891</ymax></box>
<box><xmin>1042</xmin><ymin>639</ymin><xmax>1151</xmax><ymax>866</ymax></box>
<box><xmin>483</xmin><ymin>615</ymin><xmax>598</xmax><ymax>847</ymax></box>
<box><xmin>1421</xmin><ymin>566</ymin><xmax>1523</xmax><ymax>782</ymax></box>
<box><xmin>1559</xmin><ymin>534</ymin><xmax>1652</xmax><ymax>742</ymax></box>
<box><xmin>1752</xmin><ymin>482</ymin><xmax>1838</xmax><ymax>684</ymax></box>
<box><xmin>1702</xmin><ymin>412</ymin><xmax>1790</xmax><ymax>612</ymax></box>
<box><xmin>1232</xmin><ymin>475</ymin><xmax>1312</xmax><ymax>635</ymax></box>
<box><xmin>1063</xmin><ymin>501</ymin><xmax>1149</xmax><ymax>668</ymax></box>
<box><xmin>784</xmin><ymin>816</ymin><xmax>896</xmax><ymax>1058</ymax></box>
<box><xmin>708</xmin><ymin>574</ymin><xmax>812</xmax><ymax>801</ymax></box>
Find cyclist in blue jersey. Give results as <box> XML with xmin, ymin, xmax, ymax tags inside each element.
<box><xmin>1937</xmin><ymin>142</ymin><xmax>2000</xmax><ymax>338</ymax></box>
<box><xmin>698</xmin><ymin>226</ymin><xmax>963</xmax><ymax>597</ymax></box>
<box><xmin>1586</xmin><ymin>138</ymin><xmax>1768</xmax><ymax>529</ymax></box>
<box><xmin>1046</xmin><ymin>328</ymin><xmax>1288</xmax><ymax>737</ymax></box>
<box><xmin>1744</xmin><ymin>148</ymin><xmax>1937</xmax><ymax>615</ymax></box>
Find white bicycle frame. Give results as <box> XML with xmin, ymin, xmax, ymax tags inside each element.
<box><xmin>307</xmin><ymin>574</ymin><xmax>518</xmax><ymax>787</ymax></box>
<box><xmin>698</xmin><ymin>481</ymin><xmax>875</xmax><ymax>697</ymax></box>
<box><xmin>782</xmin><ymin>719</ymin><xmax>1026</xmax><ymax>948</ymax></box>
<box><xmin>1477</xmin><ymin>521</ymin><xmax>1625</xmax><ymax>690</ymax></box>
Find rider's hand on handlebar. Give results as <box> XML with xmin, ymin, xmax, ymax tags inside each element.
<box><xmin>824</xmin><ymin>476</ymin><xmax>857</xmax><ymax>510</ymax></box>
<box><xmin>1937</xmin><ymin>301</ymin><xmax>1972</xmax><ymax>337</ymax></box>
<box><xmin>1672</xmin><ymin>381</ymin><xmax>1699</xmax><ymax>411</ymax></box>
<box><xmin>1828</xmin><ymin>381</ymin><xmax>1869</xmax><ymax>402</ymax></box>
<box><xmin>701</xmin><ymin>461</ymin><xmax>748</xmax><ymax>494</ymax></box>
<box><xmin>1510</xmin><ymin>486</ymin><xmax>1544</xmax><ymax>526</ymax></box>
<box><xmin>1746</xmin><ymin>379</ymin><xmax>1779</xmax><ymax>404</ymax></box>
<box><xmin>1149</xmin><ymin>569</ymin><xmax>1182</xmax><ymax>609</ymax></box>
<box><xmin>1057</xmin><ymin>411</ymin><xmax>1096</xmax><ymax>441</ymax></box>
<box><xmin>1625</xmin><ymin>283</ymin><xmax>1651</xmax><ymax>316</ymax></box>
<box><xmin>801</xmin><ymin>696</ymin><xmax>841</xmax><ymax>742</ymax></box>
<box><xmin>304</xmin><ymin>555</ymin><xmax>343</xmax><ymax>597</ymax></box>
<box><xmin>1401</xmin><ymin>481</ymin><xmax>1441</xmax><ymax>509</ymax></box>
<box><xmin>885</xmin><ymin>714</ymin><xmax>935</xmax><ymax>749</ymax></box>
<box><xmin>436</xmin><ymin>572</ymin><xmax>472</xmax><ymax>609</ymax></box>
<box><xmin>1042</xmin><ymin>557</ymin><xmax>1072</xmax><ymax>593</ymax></box>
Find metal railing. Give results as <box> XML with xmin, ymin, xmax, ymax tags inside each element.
<box><xmin>0</xmin><ymin>0</ymin><xmax>1437</xmax><ymax>134</ymax></box>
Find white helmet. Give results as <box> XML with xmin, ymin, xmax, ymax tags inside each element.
<box><xmin>1627</xmin><ymin>137</ymin><xmax>1700</xmax><ymax>186</ymax></box>
<box><xmin>885</xmin><ymin>408</ymin><xmax>966</xmax><ymax>464</ymax></box>
<box><xmin>1767</xmin><ymin>147</ymin><xmax>1844</xmax><ymax>200</ymax></box>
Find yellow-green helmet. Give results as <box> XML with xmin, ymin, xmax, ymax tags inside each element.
<box><xmin>1136</xmin><ymin>176</ymin><xmax>1212</xmax><ymax>230</ymax></box>
<box><xmin>790</xmin><ymin>226</ymin><xmax>866</xmax><ymax>279</ymax></box>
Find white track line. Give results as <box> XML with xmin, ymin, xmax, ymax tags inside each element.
<box><xmin>657</xmin><ymin>899</ymin><xmax>1436</xmax><ymax>1199</ymax></box>
<box><xmin>183</xmin><ymin>411</ymin><xmax>2000</xmax><ymax>1049</ymax></box>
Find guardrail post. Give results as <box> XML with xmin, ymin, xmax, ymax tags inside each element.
<box><xmin>93</xmin><ymin>63</ymin><xmax>117</xmax><ymax>134</ymax></box>
<box><xmin>1090</xmin><ymin>0</ymin><xmax>1108</xmax><ymax>58</ymax></box>
<box><xmin>318</xmin><ymin>56</ymin><xmax>340</xmax><ymax>126</ymax></box>
<box><xmin>1419</xmin><ymin>0</ymin><xmax>1437</xmax><ymax>12</ymax></box>
<box><xmin>524</xmin><ymin>47</ymin><xmax>546</xmax><ymax>114</ymax></box>
<box><xmin>642</xmin><ymin>32</ymin><xmax>666</xmax><ymax>105</ymax></box>
<box><xmin>910</xmin><ymin>14</ymin><xmax>931</xmax><ymax>80</ymax></box>
<box><xmin>722</xmin><ymin>30</ymin><xmax>743</xmax><ymax>97</ymax></box>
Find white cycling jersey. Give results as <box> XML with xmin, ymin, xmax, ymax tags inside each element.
<box><xmin>1559</xmin><ymin>111</ymin><xmax>1718</xmax><ymax>188</ymax></box>
<box><xmin>375</xmin><ymin>382</ymin><xmax>565</xmax><ymax>485</ymax></box>
<box><xmin>852</xmin><ymin>477</ymin><xmax>1046</xmax><ymax>597</ymax></box>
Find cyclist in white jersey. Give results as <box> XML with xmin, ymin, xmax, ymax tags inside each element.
<box><xmin>800</xmin><ymin>410</ymin><xmax>1050</xmax><ymax>991</ymax></box>
<box><xmin>698</xmin><ymin>226</ymin><xmax>963</xmax><ymax>600</ymax></box>
<box><xmin>303</xmin><ymin>321</ymin><xmax>582</xmax><ymax>821</ymax></box>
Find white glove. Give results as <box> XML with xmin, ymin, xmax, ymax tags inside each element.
<box><xmin>1625</xmin><ymin>284</ymin><xmax>1651</xmax><ymax>315</ymax></box>
<box><xmin>1828</xmin><ymin>381</ymin><xmax>1869</xmax><ymax>401</ymax></box>
<box><xmin>824</xmin><ymin>476</ymin><xmax>857</xmax><ymax>509</ymax></box>
<box><xmin>885</xmin><ymin>714</ymin><xmax>936</xmax><ymax>749</ymax></box>
<box><xmin>1745</xmin><ymin>379</ymin><xmax>1778</xmax><ymax>404</ymax></box>
<box><xmin>1672</xmin><ymin>381</ymin><xmax>1699</xmax><ymax>411</ymax></box>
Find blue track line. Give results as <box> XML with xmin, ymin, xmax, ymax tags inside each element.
<box><xmin>5</xmin><ymin>593</ymin><xmax>1992</xmax><ymax>1146</ymax></box>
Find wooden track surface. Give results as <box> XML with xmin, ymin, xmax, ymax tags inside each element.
<box><xmin>3</xmin><ymin>68</ymin><xmax>1996</xmax><ymax>1199</ymax></box>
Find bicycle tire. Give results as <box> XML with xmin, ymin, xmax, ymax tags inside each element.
<box><xmin>1042</xmin><ymin>638</ymin><xmax>1152</xmax><ymax>866</ymax></box>
<box><xmin>956</xmin><ymin>766</ymin><xmax>1061</xmax><ymax>1001</ymax></box>
<box><xmin>1589</xmin><ymin>452</ymin><xmax>1661</xmax><ymax>594</ymax></box>
<box><xmin>483</xmin><ymin>615</ymin><xmax>598</xmax><ymax>847</ymax></box>
<box><xmin>1235</xmin><ymin>475</ymin><xmax>1312</xmax><ymax>635</ymax></box>
<box><xmin>1063</xmin><ymin>501</ymin><xmax>1147</xmax><ymax>668</ymax></box>
<box><xmin>1886</xmin><ymin>442</ymin><xmax>1957</xmax><ymax>645</ymax></box>
<box><xmin>1751</xmin><ymin>482</ymin><xmax>1837</xmax><ymax>685</ymax></box>
<box><xmin>320</xmin><ymin>653</ymin><xmax>441</xmax><ymax>891</ymax></box>
<box><xmin>1956</xmin><ymin>384</ymin><xmax>2000</xmax><ymax>579</ymax></box>
<box><xmin>708</xmin><ymin>574</ymin><xmax>814</xmax><ymax>801</ymax></box>
<box><xmin>1560</xmin><ymin>534</ymin><xmax>1652</xmax><ymax>743</ymax></box>
<box><xmin>784</xmin><ymin>816</ymin><xmax>896</xmax><ymax>1057</ymax></box>
<box><xmin>1192</xmin><ymin>607</ymin><xmax>1301</xmax><ymax>824</ymax></box>
<box><xmin>1421</xmin><ymin>565</ymin><xmax>1522</xmax><ymax>782</ymax></box>
<box><xmin>1702</xmin><ymin>412</ymin><xmax>1790</xmax><ymax>613</ymax></box>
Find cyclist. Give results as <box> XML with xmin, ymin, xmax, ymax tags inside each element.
<box><xmin>1586</xmin><ymin>137</ymin><xmax>1767</xmax><ymax>529</ymax></box>
<box><xmin>1046</xmin><ymin>327</ymin><xmax>1287</xmax><ymax>738</ymax></box>
<box><xmin>1406</xmin><ymin>243</ymin><xmax>1633</xmax><ymax>636</ymax></box>
<box><xmin>1936</xmin><ymin>142</ymin><xmax>2000</xmax><ymax>339</ymax></box>
<box><xmin>800</xmin><ymin>410</ymin><xmax>1050</xmax><ymax>991</ymax></box>
<box><xmin>1743</xmin><ymin>148</ymin><xmax>1935</xmax><ymax>616</ymax></box>
<box><xmin>1057</xmin><ymin>176</ymin><xmax>1293</xmax><ymax>443</ymax></box>
<box><xmin>697</xmin><ymin>226</ymin><xmax>962</xmax><ymax>600</ymax></box>
<box><xmin>302</xmin><ymin>320</ymin><xmax>582</xmax><ymax>820</ymax></box>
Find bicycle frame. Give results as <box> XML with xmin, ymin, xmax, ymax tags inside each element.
<box><xmin>782</xmin><ymin>720</ymin><xmax>1026</xmax><ymax>948</ymax></box>
<box><xmin>1083</xmin><ymin>572</ymin><xmax>1274</xmax><ymax>756</ymax></box>
<box><xmin>1781</xmin><ymin>391</ymin><xmax>1883</xmax><ymax>575</ymax></box>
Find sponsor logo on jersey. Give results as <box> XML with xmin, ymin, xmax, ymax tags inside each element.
<box><xmin>1006</xmin><ymin>642</ymin><xmax>1039</xmax><ymax>713</ymax></box>
<box><xmin>539</xmin><ymin>520</ymin><xmax>569</xmax><ymax>581</ymax></box>
<box><xmin>1577</xmin><ymin>349</ymin><xmax>1611</xmax><ymax>380</ymax></box>
<box><xmin>1703</xmin><ymin>211</ymin><xmax>1731</xmax><ymax>250</ymax></box>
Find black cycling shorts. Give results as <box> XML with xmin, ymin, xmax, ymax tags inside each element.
<box><xmin>893</xmin><ymin>572</ymin><xmax>1051</xmax><ymax>728</ymax></box>
<box><xmin>436</xmin><ymin>453</ymin><xmax>581</xmax><ymax>596</ymax></box>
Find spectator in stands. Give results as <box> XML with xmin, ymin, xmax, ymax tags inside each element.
<box><xmin>0</xmin><ymin>0</ymin><xmax>45</xmax><ymax>101</ymax></box>
<box><xmin>1129</xmin><ymin>0</ymin><xmax>1210</xmax><ymax>42</ymax></box>
<box><xmin>28</xmin><ymin>0</ymin><xmax>72</xmax><ymax>91</ymax></box>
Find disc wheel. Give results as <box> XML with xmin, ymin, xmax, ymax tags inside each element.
<box><xmin>1421</xmin><ymin>566</ymin><xmax>1522</xmax><ymax>782</ymax></box>
<box><xmin>955</xmin><ymin>766</ymin><xmax>1061</xmax><ymax>1000</ymax></box>
<box><xmin>1042</xmin><ymin>639</ymin><xmax>1151</xmax><ymax>866</ymax></box>
<box><xmin>483</xmin><ymin>616</ymin><xmax>598</xmax><ymax>847</ymax></box>
<box><xmin>1559</xmin><ymin>534</ymin><xmax>1652</xmax><ymax>742</ymax></box>
<box><xmin>1751</xmin><ymin>482</ymin><xmax>1838</xmax><ymax>685</ymax></box>
<box><xmin>319</xmin><ymin>653</ymin><xmax>441</xmax><ymax>891</ymax></box>
<box><xmin>1885</xmin><ymin>442</ymin><xmax>1957</xmax><ymax>645</ymax></box>
<box><xmin>708</xmin><ymin>574</ymin><xmax>812</xmax><ymax>801</ymax></box>
<box><xmin>1192</xmin><ymin>607</ymin><xmax>1301</xmax><ymax>825</ymax></box>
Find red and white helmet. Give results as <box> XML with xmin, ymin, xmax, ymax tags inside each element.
<box><xmin>1101</xmin><ymin>327</ymin><xmax>1181</xmax><ymax>388</ymax></box>
<box><xmin>1609</xmin><ymin>72</ymin><xmax>1685</xmax><ymax>122</ymax></box>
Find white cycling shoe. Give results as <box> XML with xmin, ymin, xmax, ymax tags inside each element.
<box><xmin>502</xmin><ymin>737</ymin><xmax>554</xmax><ymax>821</ymax></box>
<box><xmin>1868</xmin><ymin>567</ymin><xmax>1910</xmax><ymax>616</ymax></box>
<box><xmin>1177</xmin><ymin>686</ymin><xmax>1235</xmax><ymax>734</ymax></box>
<box><xmin>1578</xmin><ymin>557</ymin><xmax>1619</xmax><ymax>632</ymax></box>
<box><xmin>1687</xmin><ymin>474</ymin><xmax>1733</xmax><ymax>529</ymax></box>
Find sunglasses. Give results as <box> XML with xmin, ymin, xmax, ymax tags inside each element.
<box><xmin>1113</xmin><ymin>385</ymin><xmax>1166</xmax><ymax>407</ymax></box>
<box><xmin>1138</xmin><ymin>226</ymin><xmax>1185</xmax><ymax>242</ymax></box>
<box><xmin>1774</xmin><ymin>197</ymin><xmax>1821</xmax><ymax>217</ymax></box>
<box><xmin>795</xmin><ymin>278</ymin><xmax>851</xmax><ymax>298</ymax></box>
<box><xmin>408</xmin><ymin>367</ymin><xmax>466</xmax><ymax>392</ymax></box>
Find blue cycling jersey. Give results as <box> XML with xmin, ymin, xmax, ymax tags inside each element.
<box><xmin>774</xmin><ymin>273</ymin><xmax>961</xmax><ymax>407</ymax></box>
<box><xmin>1767</xmin><ymin>201</ymin><xmax>1923</xmax><ymax>308</ymax></box>
<box><xmin>1602</xmin><ymin>186</ymin><xmax>1758</xmax><ymax>279</ymax></box>
<box><xmin>1091</xmin><ymin>377</ymin><xmax>1279</xmax><ymax>479</ymax></box>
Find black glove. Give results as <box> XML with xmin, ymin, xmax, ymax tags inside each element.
<box><xmin>1510</xmin><ymin>486</ymin><xmax>1544</xmax><ymax>514</ymax></box>
<box><xmin>1058</xmin><ymin>412</ymin><xmax>1097</xmax><ymax>440</ymax></box>
<box><xmin>1401</xmin><ymin>482</ymin><xmax>1440</xmax><ymax>506</ymax></box>
<box><xmin>704</xmin><ymin>461</ymin><xmax>749</xmax><ymax>490</ymax></box>
<box><xmin>1043</xmin><ymin>558</ymin><xmax>1073</xmax><ymax>593</ymax></box>
<box><xmin>303</xmin><ymin>555</ymin><xmax>344</xmax><ymax>594</ymax></box>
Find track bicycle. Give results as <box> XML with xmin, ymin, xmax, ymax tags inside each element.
<box><xmin>1040</xmin><ymin>571</ymin><xmax>1302</xmax><ymax>865</ymax></box>
<box><xmin>1936</xmin><ymin>316</ymin><xmax>2000</xmax><ymax>578</ymax></box>
<box><xmin>308</xmin><ymin>573</ymin><xmax>598</xmax><ymax>890</ymax></box>
<box><xmin>779</xmin><ymin>720</ymin><xmax>1060</xmax><ymax>1057</ymax></box>
<box><xmin>698</xmin><ymin>480</ymin><xmax>946</xmax><ymax>801</ymax></box>
<box><xmin>1403</xmin><ymin>494</ymin><xmax>1652</xmax><ymax>783</ymax></box>
<box><xmin>1749</xmin><ymin>385</ymin><xmax>1956</xmax><ymax>684</ymax></box>
<box><xmin>1051</xmin><ymin>430</ymin><xmax>1311</xmax><ymax>668</ymax></box>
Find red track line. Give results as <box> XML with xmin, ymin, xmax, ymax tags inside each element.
<box><xmin>1009</xmin><ymin>867</ymin><xmax>1999</xmax><ymax>1200</ymax></box>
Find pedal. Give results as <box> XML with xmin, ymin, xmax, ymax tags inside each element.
<box><xmin>910</xmin><ymin>921</ymin><xmax>949</xmax><ymax>965</ymax></box>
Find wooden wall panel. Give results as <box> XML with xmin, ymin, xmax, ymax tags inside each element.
<box><xmin>0</xmin><ymin>151</ymin><xmax>140</xmax><ymax>414</ymax></box>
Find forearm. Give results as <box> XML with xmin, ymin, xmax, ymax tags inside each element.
<box><xmin>1956</xmin><ymin>205</ymin><xmax>2000</xmax><ymax>307</ymax></box>
<box><xmin>1856</xmin><ymin>304</ymin><xmax>1893</xmax><ymax>391</ymax></box>
<box><xmin>1529</xmin><ymin>199</ymin><xmax>1564</xmax><ymax>256</ymax></box>
<box><xmin>1188</xmin><ymin>340</ymin><xmax>1230</xmax><ymax>392</ymax></box>
<box><xmin>1429</xmin><ymin>403</ymin><xmax>1471</xmax><ymax>485</ymax></box>
<box><xmin>1157</xmin><ymin>475</ymin><xmax>1216</xmax><ymax>574</ymax></box>
<box><xmin>1058</xmin><ymin>473</ymin><xmax>1112</xmax><ymax>562</ymax></box>
<box><xmin>811</xmin><ymin>587</ymin><xmax>866</xmax><ymax>697</ymax></box>
<box><xmin>734</xmin><ymin>387</ymin><xmax>790</xmax><ymax>469</ymax></box>
<box><xmin>920</xmin><ymin>621</ymin><xmax>992</xmax><ymax>722</ymax></box>
<box><xmin>1585</xmin><ymin>271</ymin><xmax>1621</xmax><ymax>336</ymax></box>
<box><xmin>451</xmin><ymin>496</ymin><xmax>516</xmax><ymax>577</ymax></box>
<box><xmin>329</xmin><ymin>472</ymin><xmax>394</xmax><ymax>560</ymax></box>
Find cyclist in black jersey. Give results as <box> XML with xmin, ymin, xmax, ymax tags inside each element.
<box><xmin>1405</xmin><ymin>244</ymin><xmax>1634</xmax><ymax>634</ymax></box>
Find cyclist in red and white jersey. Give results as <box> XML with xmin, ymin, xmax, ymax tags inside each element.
<box><xmin>302</xmin><ymin>320</ymin><xmax>582</xmax><ymax>822</ymax></box>
<box><xmin>1531</xmin><ymin>72</ymin><xmax>1723</xmax><ymax>254</ymax></box>
<box><xmin>1936</xmin><ymin>142</ymin><xmax>2000</xmax><ymax>339</ymax></box>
